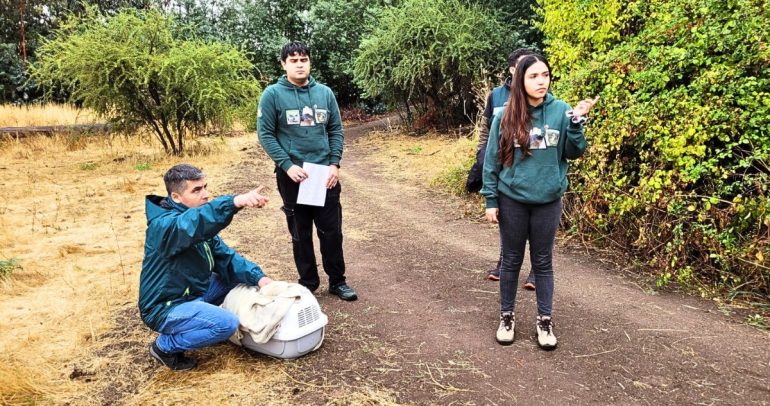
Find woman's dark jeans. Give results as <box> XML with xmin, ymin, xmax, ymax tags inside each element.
<box><xmin>498</xmin><ymin>194</ymin><xmax>562</xmax><ymax>316</ymax></box>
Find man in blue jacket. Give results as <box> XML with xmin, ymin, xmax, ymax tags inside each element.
<box><xmin>257</xmin><ymin>41</ymin><xmax>357</xmax><ymax>301</ymax></box>
<box><xmin>139</xmin><ymin>164</ymin><xmax>273</xmax><ymax>371</ymax></box>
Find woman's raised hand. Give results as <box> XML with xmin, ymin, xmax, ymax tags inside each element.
<box><xmin>573</xmin><ymin>95</ymin><xmax>600</xmax><ymax>117</ymax></box>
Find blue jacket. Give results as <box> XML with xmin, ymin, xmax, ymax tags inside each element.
<box><xmin>483</xmin><ymin>77</ymin><xmax>512</xmax><ymax>122</ymax></box>
<box><xmin>138</xmin><ymin>195</ymin><xmax>266</xmax><ymax>331</ymax></box>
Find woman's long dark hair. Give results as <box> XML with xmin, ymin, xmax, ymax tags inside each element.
<box><xmin>499</xmin><ymin>54</ymin><xmax>551</xmax><ymax>166</ymax></box>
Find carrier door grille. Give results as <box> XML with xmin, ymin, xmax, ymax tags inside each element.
<box><xmin>297</xmin><ymin>305</ymin><xmax>320</xmax><ymax>328</ymax></box>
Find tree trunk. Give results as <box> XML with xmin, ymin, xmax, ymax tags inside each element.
<box><xmin>18</xmin><ymin>0</ymin><xmax>27</xmax><ymax>62</ymax></box>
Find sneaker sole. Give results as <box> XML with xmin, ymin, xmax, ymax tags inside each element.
<box><xmin>537</xmin><ymin>342</ymin><xmax>557</xmax><ymax>351</ymax></box>
<box><xmin>496</xmin><ymin>337</ymin><xmax>514</xmax><ymax>346</ymax></box>
<box><xmin>523</xmin><ymin>283</ymin><xmax>535</xmax><ymax>290</ymax></box>
<box><xmin>486</xmin><ymin>275</ymin><xmax>500</xmax><ymax>281</ymax></box>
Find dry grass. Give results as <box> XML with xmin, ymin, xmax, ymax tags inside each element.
<box><xmin>0</xmin><ymin>103</ymin><xmax>101</xmax><ymax>127</ymax></box>
<box><xmin>352</xmin><ymin>128</ymin><xmax>477</xmax><ymax>187</ymax></box>
<box><xmin>0</xmin><ymin>130</ymin><xmax>264</xmax><ymax>405</ymax></box>
<box><xmin>352</xmin><ymin>127</ymin><xmax>484</xmax><ymax>219</ymax></box>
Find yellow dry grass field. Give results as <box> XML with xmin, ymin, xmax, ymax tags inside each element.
<box><xmin>0</xmin><ymin>129</ymin><xmax>297</xmax><ymax>405</ymax></box>
<box><xmin>0</xmin><ymin>103</ymin><xmax>100</xmax><ymax>127</ymax></box>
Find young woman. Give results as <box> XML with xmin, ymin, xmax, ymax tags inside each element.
<box><xmin>481</xmin><ymin>54</ymin><xmax>598</xmax><ymax>350</ymax></box>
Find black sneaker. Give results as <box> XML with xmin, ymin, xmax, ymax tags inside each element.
<box><xmin>329</xmin><ymin>283</ymin><xmax>358</xmax><ymax>301</ymax></box>
<box><xmin>149</xmin><ymin>342</ymin><xmax>197</xmax><ymax>371</ymax></box>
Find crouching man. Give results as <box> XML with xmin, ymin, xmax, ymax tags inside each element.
<box><xmin>139</xmin><ymin>163</ymin><xmax>273</xmax><ymax>371</ymax></box>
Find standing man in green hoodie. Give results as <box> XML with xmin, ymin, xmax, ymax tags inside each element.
<box><xmin>257</xmin><ymin>41</ymin><xmax>357</xmax><ymax>301</ymax></box>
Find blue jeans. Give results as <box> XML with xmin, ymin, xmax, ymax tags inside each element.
<box><xmin>498</xmin><ymin>195</ymin><xmax>562</xmax><ymax>316</ymax></box>
<box><xmin>155</xmin><ymin>274</ymin><xmax>240</xmax><ymax>353</ymax></box>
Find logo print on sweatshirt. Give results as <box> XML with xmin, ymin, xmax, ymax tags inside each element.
<box><xmin>300</xmin><ymin>106</ymin><xmax>315</xmax><ymax>126</ymax></box>
<box><xmin>315</xmin><ymin>109</ymin><xmax>328</xmax><ymax>124</ymax></box>
<box><xmin>286</xmin><ymin>110</ymin><xmax>300</xmax><ymax>125</ymax></box>
<box><xmin>529</xmin><ymin>128</ymin><xmax>547</xmax><ymax>150</ymax></box>
<box><xmin>545</xmin><ymin>128</ymin><xmax>560</xmax><ymax>147</ymax></box>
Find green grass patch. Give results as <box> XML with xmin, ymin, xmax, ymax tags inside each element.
<box><xmin>430</xmin><ymin>154</ymin><xmax>474</xmax><ymax>196</ymax></box>
<box><xmin>79</xmin><ymin>162</ymin><xmax>98</xmax><ymax>171</ymax></box>
<box><xmin>746</xmin><ymin>314</ymin><xmax>768</xmax><ymax>331</ymax></box>
<box><xmin>0</xmin><ymin>258</ymin><xmax>22</xmax><ymax>279</ymax></box>
<box><xmin>134</xmin><ymin>162</ymin><xmax>152</xmax><ymax>171</ymax></box>
<box><xmin>403</xmin><ymin>145</ymin><xmax>423</xmax><ymax>155</ymax></box>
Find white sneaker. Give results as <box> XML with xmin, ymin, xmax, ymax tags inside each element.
<box><xmin>496</xmin><ymin>312</ymin><xmax>515</xmax><ymax>345</ymax></box>
<box><xmin>536</xmin><ymin>315</ymin><xmax>557</xmax><ymax>350</ymax></box>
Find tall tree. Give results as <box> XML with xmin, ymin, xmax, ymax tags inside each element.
<box><xmin>0</xmin><ymin>0</ymin><xmax>157</xmax><ymax>103</ymax></box>
<box><xmin>306</xmin><ymin>0</ymin><xmax>392</xmax><ymax>105</ymax></box>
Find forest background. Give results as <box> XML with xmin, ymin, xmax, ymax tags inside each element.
<box><xmin>2</xmin><ymin>0</ymin><xmax>768</xmax><ymax>314</ymax></box>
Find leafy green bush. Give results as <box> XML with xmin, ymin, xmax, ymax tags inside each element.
<box><xmin>539</xmin><ymin>0</ymin><xmax>770</xmax><ymax>300</ymax></box>
<box><xmin>31</xmin><ymin>7</ymin><xmax>260</xmax><ymax>156</ymax></box>
<box><xmin>352</xmin><ymin>0</ymin><xmax>505</xmax><ymax>126</ymax></box>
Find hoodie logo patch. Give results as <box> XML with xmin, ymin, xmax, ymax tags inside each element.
<box><xmin>315</xmin><ymin>109</ymin><xmax>328</xmax><ymax>123</ymax></box>
<box><xmin>300</xmin><ymin>106</ymin><xmax>315</xmax><ymax>126</ymax></box>
<box><xmin>286</xmin><ymin>110</ymin><xmax>300</xmax><ymax>125</ymax></box>
<box><xmin>529</xmin><ymin>128</ymin><xmax>547</xmax><ymax>150</ymax></box>
<box><xmin>545</xmin><ymin>128</ymin><xmax>560</xmax><ymax>147</ymax></box>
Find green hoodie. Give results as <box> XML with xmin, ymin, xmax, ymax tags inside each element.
<box><xmin>257</xmin><ymin>75</ymin><xmax>343</xmax><ymax>171</ymax></box>
<box><xmin>481</xmin><ymin>93</ymin><xmax>586</xmax><ymax>207</ymax></box>
<box><xmin>138</xmin><ymin>195</ymin><xmax>266</xmax><ymax>331</ymax></box>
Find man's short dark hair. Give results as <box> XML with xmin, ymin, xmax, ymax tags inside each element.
<box><xmin>280</xmin><ymin>41</ymin><xmax>311</xmax><ymax>62</ymax></box>
<box><xmin>507</xmin><ymin>48</ymin><xmax>536</xmax><ymax>67</ymax></box>
<box><xmin>163</xmin><ymin>164</ymin><xmax>205</xmax><ymax>195</ymax></box>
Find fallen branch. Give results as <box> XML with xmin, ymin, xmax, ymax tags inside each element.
<box><xmin>572</xmin><ymin>347</ymin><xmax>620</xmax><ymax>358</ymax></box>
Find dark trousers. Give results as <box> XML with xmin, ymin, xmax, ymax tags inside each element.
<box><xmin>276</xmin><ymin>168</ymin><xmax>346</xmax><ymax>291</ymax></box>
<box><xmin>498</xmin><ymin>194</ymin><xmax>562</xmax><ymax>316</ymax></box>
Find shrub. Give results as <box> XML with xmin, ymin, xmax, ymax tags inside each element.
<box><xmin>539</xmin><ymin>0</ymin><xmax>770</xmax><ymax>300</ymax></box>
<box><xmin>352</xmin><ymin>0</ymin><xmax>506</xmax><ymax>127</ymax></box>
<box><xmin>31</xmin><ymin>7</ymin><xmax>260</xmax><ymax>156</ymax></box>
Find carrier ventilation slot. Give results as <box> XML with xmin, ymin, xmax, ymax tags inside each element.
<box><xmin>297</xmin><ymin>305</ymin><xmax>320</xmax><ymax>328</ymax></box>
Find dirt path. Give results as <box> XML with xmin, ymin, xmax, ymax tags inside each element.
<box><xmin>224</xmin><ymin>119</ymin><xmax>770</xmax><ymax>405</ymax></box>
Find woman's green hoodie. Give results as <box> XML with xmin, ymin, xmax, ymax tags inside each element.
<box><xmin>481</xmin><ymin>93</ymin><xmax>586</xmax><ymax>207</ymax></box>
<box><xmin>257</xmin><ymin>75</ymin><xmax>343</xmax><ymax>171</ymax></box>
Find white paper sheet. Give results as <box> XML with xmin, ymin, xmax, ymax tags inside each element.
<box><xmin>297</xmin><ymin>162</ymin><xmax>330</xmax><ymax>206</ymax></box>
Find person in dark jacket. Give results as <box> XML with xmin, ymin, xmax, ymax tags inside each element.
<box><xmin>482</xmin><ymin>54</ymin><xmax>598</xmax><ymax>349</ymax></box>
<box><xmin>139</xmin><ymin>164</ymin><xmax>273</xmax><ymax>371</ymax></box>
<box><xmin>257</xmin><ymin>41</ymin><xmax>357</xmax><ymax>301</ymax></box>
<box><xmin>466</xmin><ymin>48</ymin><xmax>539</xmax><ymax>288</ymax></box>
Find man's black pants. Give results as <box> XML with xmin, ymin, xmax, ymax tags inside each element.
<box><xmin>275</xmin><ymin>168</ymin><xmax>346</xmax><ymax>291</ymax></box>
